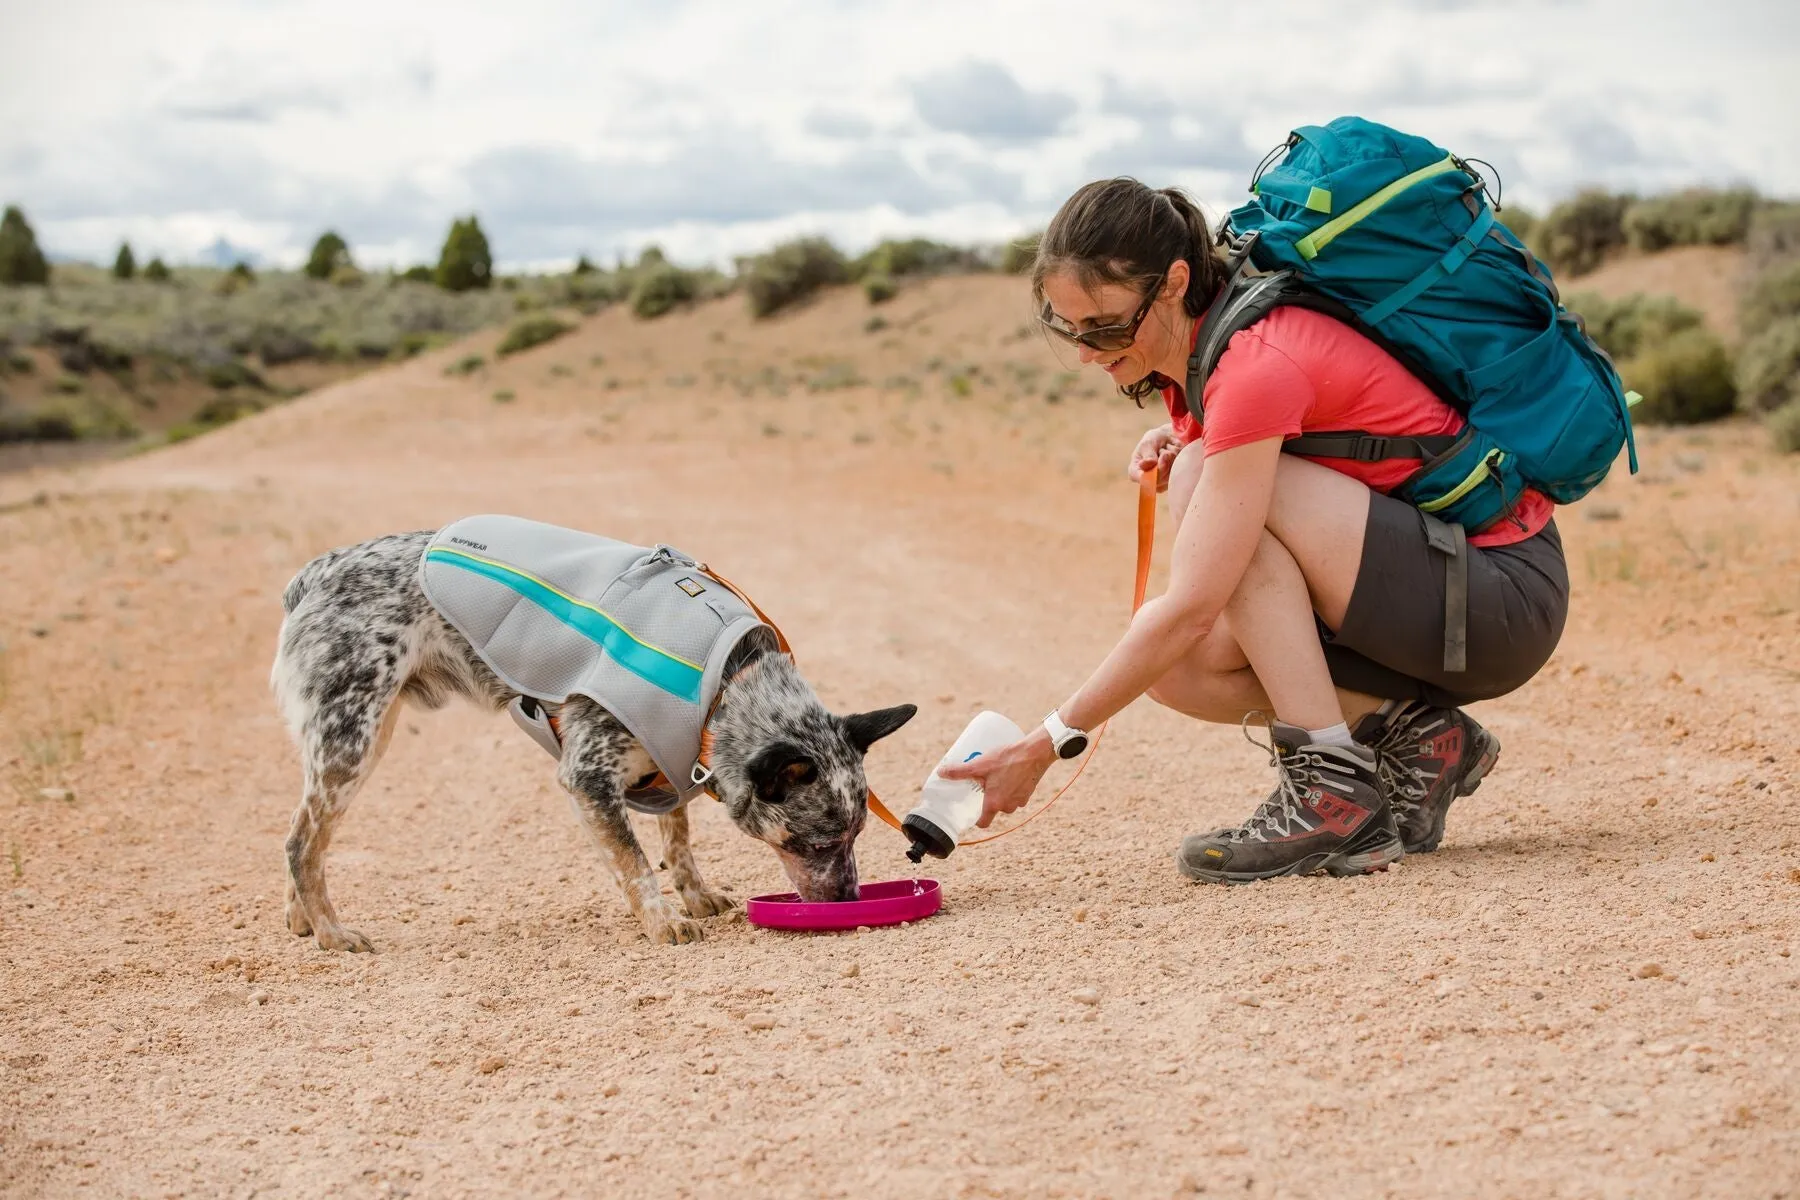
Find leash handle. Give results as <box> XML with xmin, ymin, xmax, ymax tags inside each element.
<box><xmin>946</xmin><ymin>468</ymin><xmax>1158</xmax><ymax>845</ymax></box>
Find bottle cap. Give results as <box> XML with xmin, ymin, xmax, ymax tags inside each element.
<box><xmin>902</xmin><ymin>813</ymin><xmax>957</xmax><ymax>862</ymax></box>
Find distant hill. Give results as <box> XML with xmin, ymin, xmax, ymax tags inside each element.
<box><xmin>1565</xmin><ymin>245</ymin><xmax>1745</xmax><ymax>343</ymax></box>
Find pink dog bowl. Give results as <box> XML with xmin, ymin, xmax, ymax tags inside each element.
<box><xmin>745</xmin><ymin>878</ymin><xmax>942</xmax><ymax>931</ymax></box>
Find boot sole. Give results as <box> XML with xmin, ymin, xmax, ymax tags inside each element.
<box><xmin>1406</xmin><ymin>727</ymin><xmax>1502</xmax><ymax>854</ymax></box>
<box><xmin>1178</xmin><ymin>833</ymin><xmax>1405</xmax><ymax>885</ymax></box>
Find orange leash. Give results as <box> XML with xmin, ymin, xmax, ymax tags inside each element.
<box><xmin>871</xmin><ymin>469</ymin><xmax>1158</xmax><ymax>845</ymax></box>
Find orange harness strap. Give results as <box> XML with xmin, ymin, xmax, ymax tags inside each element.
<box><xmin>939</xmin><ymin>468</ymin><xmax>1156</xmax><ymax>845</ymax></box>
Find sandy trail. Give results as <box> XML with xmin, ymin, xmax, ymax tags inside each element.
<box><xmin>2</xmin><ymin>278</ymin><xmax>1797</xmax><ymax>1198</ymax></box>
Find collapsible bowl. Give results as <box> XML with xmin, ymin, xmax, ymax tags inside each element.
<box><xmin>745</xmin><ymin>878</ymin><xmax>942</xmax><ymax>931</ymax></box>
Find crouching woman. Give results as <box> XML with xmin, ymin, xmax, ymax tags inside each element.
<box><xmin>943</xmin><ymin>178</ymin><xmax>1568</xmax><ymax>880</ymax></box>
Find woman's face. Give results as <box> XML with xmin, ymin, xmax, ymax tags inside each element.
<box><xmin>1040</xmin><ymin>263</ymin><xmax>1190</xmax><ymax>387</ymax></box>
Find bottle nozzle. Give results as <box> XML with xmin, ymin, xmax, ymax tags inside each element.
<box><xmin>905</xmin><ymin>842</ymin><xmax>926</xmax><ymax>864</ymax></box>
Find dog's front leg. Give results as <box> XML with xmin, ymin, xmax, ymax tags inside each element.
<box><xmin>557</xmin><ymin>701</ymin><xmax>704</xmax><ymax>945</ymax></box>
<box><xmin>657</xmin><ymin>805</ymin><xmax>737</xmax><ymax>918</ymax></box>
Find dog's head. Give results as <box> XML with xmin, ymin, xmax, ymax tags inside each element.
<box><xmin>706</xmin><ymin>655</ymin><xmax>916</xmax><ymax>902</ymax></box>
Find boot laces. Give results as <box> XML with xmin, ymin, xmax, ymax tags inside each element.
<box><xmin>1227</xmin><ymin>713</ymin><xmax>1328</xmax><ymax>843</ymax></box>
<box><xmin>1367</xmin><ymin>705</ymin><xmax>1432</xmax><ymax>817</ymax></box>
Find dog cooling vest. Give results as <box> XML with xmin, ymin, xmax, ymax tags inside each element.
<box><xmin>418</xmin><ymin>515</ymin><xmax>774</xmax><ymax>812</ymax></box>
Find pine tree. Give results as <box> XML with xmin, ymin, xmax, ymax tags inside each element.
<box><xmin>144</xmin><ymin>257</ymin><xmax>171</xmax><ymax>282</ymax></box>
<box><xmin>0</xmin><ymin>206</ymin><xmax>51</xmax><ymax>285</ymax></box>
<box><xmin>305</xmin><ymin>231</ymin><xmax>352</xmax><ymax>280</ymax></box>
<box><xmin>435</xmin><ymin>217</ymin><xmax>493</xmax><ymax>292</ymax></box>
<box><xmin>113</xmin><ymin>242</ymin><xmax>136</xmax><ymax>280</ymax></box>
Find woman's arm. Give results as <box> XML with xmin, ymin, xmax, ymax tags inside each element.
<box><xmin>940</xmin><ymin>436</ymin><xmax>1283</xmax><ymax>823</ymax></box>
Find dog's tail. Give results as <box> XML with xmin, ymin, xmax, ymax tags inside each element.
<box><xmin>280</xmin><ymin>556</ymin><xmax>335</xmax><ymax>614</ymax></box>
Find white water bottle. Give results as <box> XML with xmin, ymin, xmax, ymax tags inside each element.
<box><xmin>903</xmin><ymin>711</ymin><xmax>1026</xmax><ymax>863</ymax></box>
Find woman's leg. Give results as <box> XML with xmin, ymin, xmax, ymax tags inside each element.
<box><xmin>1145</xmin><ymin>442</ymin><xmax>1384</xmax><ymax>728</ymax></box>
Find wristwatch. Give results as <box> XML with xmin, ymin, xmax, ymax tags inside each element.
<box><xmin>1042</xmin><ymin>709</ymin><xmax>1091</xmax><ymax>760</ymax></box>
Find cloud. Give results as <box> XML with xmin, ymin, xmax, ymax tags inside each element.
<box><xmin>1087</xmin><ymin>79</ymin><xmax>1250</xmax><ymax>179</ymax></box>
<box><xmin>909</xmin><ymin>60</ymin><xmax>1076</xmax><ymax>142</ymax></box>
<box><xmin>462</xmin><ymin>135</ymin><xmax>1024</xmax><ymax>261</ymax></box>
<box><xmin>805</xmin><ymin>109</ymin><xmax>875</xmax><ymax>139</ymax></box>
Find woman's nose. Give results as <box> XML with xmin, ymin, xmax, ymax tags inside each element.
<box><xmin>1076</xmin><ymin>343</ymin><xmax>1100</xmax><ymax>364</ymax></box>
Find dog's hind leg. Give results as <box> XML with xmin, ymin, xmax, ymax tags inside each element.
<box><xmin>278</xmin><ymin>663</ymin><xmax>407</xmax><ymax>953</ymax></box>
<box><xmin>656</xmin><ymin>806</ymin><xmax>737</xmax><ymax>919</ymax></box>
<box><xmin>557</xmin><ymin>699</ymin><xmax>705</xmax><ymax>945</ymax></box>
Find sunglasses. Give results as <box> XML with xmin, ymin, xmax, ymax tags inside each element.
<box><xmin>1038</xmin><ymin>273</ymin><xmax>1166</xmax><ymax>353</ymax></box>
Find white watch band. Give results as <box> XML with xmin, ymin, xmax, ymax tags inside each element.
<box><xmin>1043</xmin><ymin>709</ymin><xmax>1087</xmax><ymax>751</ymax></box>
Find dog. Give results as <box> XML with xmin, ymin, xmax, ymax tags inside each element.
<box><xmin>271</xmin><ymin>523</ymin><xmax>915</xmax><ymax>950</ymax></box>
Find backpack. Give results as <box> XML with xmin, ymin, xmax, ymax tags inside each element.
<box><xmin>1190</xmin><ymin>117</ymin><xmax>1639</xmax><ymax>535</ymax></box>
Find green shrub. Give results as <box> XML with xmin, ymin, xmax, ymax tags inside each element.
<box><xmin>0</xmin><ymin>409</ymin><xmax>78</xmax><ymax>443</ymax></box>
<box><xmin>1565</xmin><ymin>291</ymin><xmax>1703</xmax><ymax>360</ymax></box>
<box><xmin>741</xmin><ymin>238</ymin><xmax>848</xmax><ymax>318</ymax></box>
<box><xmin>444</xmin><ymin>353</ymin><xmax>486</xmax><ymax>376</ymax></box>
<box><xmin>1746</xmin><ymin>202</ymin><xmax>1800</xmax><ymax>272</ymax></box>
<box><xmin>630</xmin><ymin>263</ymin><xmax>698</xmax><ymax>319</ymax></box>
<box><xmin>864</xmin><ymin>314</ymin><xmax>889</xmax><ymax>333</ymax></box>
<box><xmin>863</xmin><ymin>274</ymin><xmax>897</xmax><ymax>305</ymax></box>
<box><xmin>495</xmin><ymin>314</ymin><xmax>573</xmax><ymax>357</ymax></box>
<box><xmin>143</xmin><ymin>257</ymin><xmax>171</xmax><ymax>282</ymax></box>
<box><xmin>573</xmin><ymin>255</ymin><xmax>598</xmax><ymax>275</ymax></box>
<box><xmin>492</xmin><ymin>389</ymin><xmax>515</xmax><ymax>403</ymax></box>
<box><xmin>1734</xmin><ymin>317</ymin><xmax>1800</xmax><ymax>413</ymax></box>
<box><xmin>1496</xmin><ymin>206</ymin><xmax>1538</xmax><ymax>244</ymax></box>
<box><xmin>400</xmin><ymin>264</ymin><xmax>435</xmax><ymax>284</ymax></box>
<box><xmin>852</xmin><ymin>238</ymin><xmax>981</xmax><ymax>281</ymax></box>
<box><xmin>112</xmin><ymin>242</ymin><xmax>136</xmax><ymax>281</ymax></box>
<box><xmin>1620</xmin><ymin>327</ymin><xmax>1736</xmax><ymax>424</ymax></box>
<box><xmin>203</xmin><ymin>359</ymin><xmax>268</xmax><ymax>391</ymax></box>
<box><xmin>1768</xmin><ymin>398</ymin><xmax>1800</xmax><ymax>453</ymax></box>
<box><xmin>1536</xmin><ymin>190</ymin><xmax>1631</xmax><ymax>276</ymax></box>
<box><xmin>1001</xmin><ymin>231</ymin><xmax>1041</xmax><ymax>275</ymax></box>
<box><xmin>0</xmin><ymin>206</ymin><xmax>50</xmax><ymax>285</ymax></box>
<box><xmin>1741</xmin><ymin>260</ymin><xmax>1800</xmax><ymax>339</ymax></box>
<box><xmin>1621</xmin><ymin>188</ymin><xmax>1759</xmax><ymax>252</ymax></box>
<box><xmin>214</xmin><ymin>262</ymin><xmax>256</xmax><ymax>296</ymax></box>
<box><xmin>305</xmin><ymin>231</ymin><xmax>353</xmax><ymax>281</ymax></box>
<box><xmin>436</xmin><ymin>216</ymin><xmax>493</xmax><ymax>292</ymax></box>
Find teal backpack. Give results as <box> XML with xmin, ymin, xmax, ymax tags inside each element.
<box><xmin>1191</xmin><ymin>116</ymin><xmax>1639</xmax><ymax>537</ymax></box>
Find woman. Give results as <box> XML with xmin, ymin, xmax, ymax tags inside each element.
<box><xmin>942</xmin><ymin>179</ymin><xmax>1569</xmax><ymax>881</ymax></box>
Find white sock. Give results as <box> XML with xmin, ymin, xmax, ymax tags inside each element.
<box><xmin>1307</xmin><ymin>722</ymin><xmax>1358</xmax><ymax>748</ymax></box>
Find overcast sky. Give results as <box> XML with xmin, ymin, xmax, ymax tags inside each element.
<box><xmin>3</xmin><ymin>0</ymin><xmax>1796</xmax><ymax>271</ymax></box>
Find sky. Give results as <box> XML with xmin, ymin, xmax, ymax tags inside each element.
<box><xmin>3</xmin><ymin>0</ymin><xmax>1797</xmax><ymax>272</ymax></box>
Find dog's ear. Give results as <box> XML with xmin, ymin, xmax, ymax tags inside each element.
<box><xmin>842</xmin><ymin>704</ymin><xmax>918</xmax><ymax>754</ymax></box>
<box><xmin>746</xmin><ymin>741</ymin><xmax>818</xmax><ymax>803</ymax></box>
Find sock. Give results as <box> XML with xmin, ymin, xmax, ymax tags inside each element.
<box><xmin>1307</xmin><ymin>722</ymin><xmax>1358</xmax><ymax>748</ymax></box>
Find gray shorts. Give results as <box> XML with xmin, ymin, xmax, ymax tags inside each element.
<box><xmin>1320</xmin><ymin>491</ymin><xmax>1569</xmax><ymax>708</ymax></box>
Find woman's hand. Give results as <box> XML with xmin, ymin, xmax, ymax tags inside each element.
<box><xmin>1128</xmin><ymin>423</ymin><xmax>1180</xmax><ymax>493</ymax></box>
<box><xmin>937</xmin><ymin>729</ymin><xmax>1058</xmax><ymax>828</ymax></box>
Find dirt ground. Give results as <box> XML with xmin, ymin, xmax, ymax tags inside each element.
<box><xmin>2</xmin><ymin>276</ymin><xmax>1797</xmax><ymax>1199</ymax></box>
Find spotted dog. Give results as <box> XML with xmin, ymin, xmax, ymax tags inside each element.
<box><xmin>271</xmin><ymin>526</ymin><xmax>915</xmax><ymax>950</ymax></box>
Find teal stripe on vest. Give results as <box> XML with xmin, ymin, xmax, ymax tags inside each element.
<box><xmin>426</xmin><ymin>548</ymin><xmax>704</xmax><ymax>703</ymax></box>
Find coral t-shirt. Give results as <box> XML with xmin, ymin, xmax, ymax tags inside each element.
<box><xmin>1161</xmin><ymin>306</ymin><xmax>1551</xmax><ymax>548</ymax></box>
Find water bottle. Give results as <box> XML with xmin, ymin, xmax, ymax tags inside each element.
<box><xmin>903</xmin><ymin>711</ymin><xmax>1025</xmax><ymax>863</ymax></box>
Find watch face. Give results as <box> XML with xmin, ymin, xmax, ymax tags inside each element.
<box><xmin>1057</xmin><ymin>733</ymin><xmax>1089</xmax><ymax>760</ymax></box>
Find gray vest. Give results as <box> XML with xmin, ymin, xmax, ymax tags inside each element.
<box><xmin>418</xmin><ymin>515</ymin><xmax>771</xmax><ymax>810</ymax></box>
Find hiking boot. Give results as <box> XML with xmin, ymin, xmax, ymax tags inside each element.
<box><xmin>1351</xmin><ymin>702</ymin><xmax>1501</xmax><ymax>854</ymax></box>
<box><xmin>1177</xmin><ymin>716</ymin><xmax>1403</xmax><ymax>884</ymax></box>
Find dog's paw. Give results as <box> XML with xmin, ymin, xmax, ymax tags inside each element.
<box><xmin>313</xmin><ymin>924</ymin><xmax>375</xmax><ymax>953</ymax></box>
<box><xmin>680</xmin><ymin>887</ymin><xmax>738</xmax><ymax>919</ymax></box>
<box><xmin>646</xmin><ymin>915</ymin><xmax>707</xmax><ymax>945</ymax></box>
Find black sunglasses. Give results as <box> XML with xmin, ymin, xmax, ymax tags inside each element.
<box><xmin>1038</xmin><ymin>274</ymin><xmax>1166</xmax><ymax>352</ymax></box>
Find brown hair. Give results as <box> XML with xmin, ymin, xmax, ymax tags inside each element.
<box><xmin>1031</xmin><ymin>178</ymin><xmax>1230</xmax><ymax>400</ymax></box>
